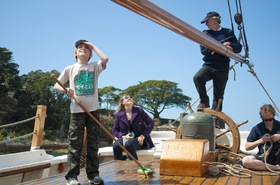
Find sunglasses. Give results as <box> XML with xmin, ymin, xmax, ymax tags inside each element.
<box><xmin>262</xmin><ymin>118</ymin><xmax>274</xmax><ymax>122</ymax></box>
<box><xmin>123</xmin><ymin>96</ymin><xmax>131</xmax><ymax>100</ymax></box>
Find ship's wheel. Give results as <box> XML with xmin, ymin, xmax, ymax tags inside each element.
<box><xmin>175</xmin><ymin>108</ymin><xmax>246</xmax><ymax>154</ymax></box>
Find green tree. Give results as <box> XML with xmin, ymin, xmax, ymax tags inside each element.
<box><xmin>0</xmin><ymin>47</ymin><xmax>21</xmax><ymax>123</ymax></box>
<box><xmin>99</xmin><ymin>86</ymin><xmax>122</xmax><ymax>111</ymax></box>
<box><xmin>123</xmin><ymin>80</ymin><xmax>191</xmax><ymax>119</ymax></box>
<box><xmin>14</xmin><ymin>70</ymin><xmax>69</xmax><ymax>139</ymax></box>
<box><xmin>49</xmin><ymin>70</ymin><xmax>70</xmax><ymax>139</ymax></box>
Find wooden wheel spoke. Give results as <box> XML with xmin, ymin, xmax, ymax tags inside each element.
<box><xmin>216</xmin><ymin>142</ymin><xmax>231</xmax><ymax>151</ymax></box>
<box><xmin>200</xmin><ymin>108</ymin><xmax>240</xmax><ymax>153</ymax></box>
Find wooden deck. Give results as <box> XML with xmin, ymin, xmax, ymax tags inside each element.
<box><xmin>20</xmin><ymin>159</ymin><xmax>280</xmax><ymax>185</ymax></box>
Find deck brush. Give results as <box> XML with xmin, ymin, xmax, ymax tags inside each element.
<box><xmin>137</xmin><ymin>167</ymin><xmax>153</xmax><ymax>175</ymax></box>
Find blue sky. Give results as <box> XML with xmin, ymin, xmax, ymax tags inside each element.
<box><xmin>1</xmin><ymin>0</ymin><xmax>280</xmax><ymax>131</ymax></box>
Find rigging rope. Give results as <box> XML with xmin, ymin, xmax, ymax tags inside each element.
<box><xmin>227</xmin><ymin>0</ymin><xmax>235</xmax><ymax>33</ymax></box>
<box><xmin>228</xmin><ymin>0</ymin><xmax>280</xmax><ymax>114</ymax></box>
<box><xmin>0</xmin><ymin>131</ymin><xmax>36</xmax><ymax>144</ymax></box>
<box><xmin>229</xmin><ymin>0</ymin><xmax>249</xmax><ymax>58</ymax></box>
<box><xmin>0</xmin><ymin>116</ymin><xmax>37</xmax><ymax>129</ymax></box>
<box><xmin>236</xmin><ymin>0</ymin><xmax>249</xmax><ymax>57</ymax></box>
<box><xmin>246</xmin><ymin>63</ymin><xmax>280</xmax><ymax>114</ymax></box>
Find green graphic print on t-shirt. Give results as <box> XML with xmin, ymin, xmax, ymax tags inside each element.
<box><xmin>75</xmin><ymin>70</ymin><xmax>94</xmax><ymax>95</ymax></box>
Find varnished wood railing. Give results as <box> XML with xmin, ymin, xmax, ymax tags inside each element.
<box><xmin>31</xmin><ymin>105</ymin><xmax>47</xmax><ymax>150</ymax></box>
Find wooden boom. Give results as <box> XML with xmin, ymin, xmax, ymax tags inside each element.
<box><xmin>112</xmin><ymin>0</ymin><xmax>245</xmax><ymax>63</ymax></box>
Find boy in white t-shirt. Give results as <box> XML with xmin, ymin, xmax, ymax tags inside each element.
<box><xmin>54</xmin><ymin>39</ymin><xmax>108</xmax><ymax>185</ymax></box>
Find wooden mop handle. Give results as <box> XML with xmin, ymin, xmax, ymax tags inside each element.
<box><xmin>52</xmin><ymin>76</ymin><xmax>144</xmax><ymax>168</ymax></box>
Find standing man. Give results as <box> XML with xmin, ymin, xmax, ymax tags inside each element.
<box><xmin>193</xmin><ymin>11</ymin><xmax>242</xmax><ymax>112</ymax></box>
<box><xmin>54</xmin><ymin>40</ymin><xmax>109</xmax><ymax>185</ymax></box>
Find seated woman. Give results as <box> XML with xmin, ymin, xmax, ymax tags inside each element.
<box><xmin>112</xmin><ymin>94</ymin><xmax>154</xmax><ymax>160</ymax></box>
<box><xmin>242</xmin><ymin>104</ymin><xmax>280</xmax><ymax>171</ymax></box>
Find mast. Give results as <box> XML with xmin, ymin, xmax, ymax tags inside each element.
<box><xmin>112</xmin><ymin>0</ymin><xmax>245</xmax><ymax>63</ymax></box>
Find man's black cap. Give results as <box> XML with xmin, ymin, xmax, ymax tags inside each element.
<box><xmin>201</xmin><ymin>11</ymin><xmax>221</xmax><ymax>24</ymax></box>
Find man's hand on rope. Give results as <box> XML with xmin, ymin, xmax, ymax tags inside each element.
<box><xmin>261</xmin><ymin>133</ymin><xmax>272</xmax><ymax>143</ymax></box>
<box><xmin>271</xmin><ymin>133</ymin><xmax>280</xmax><ymax>142</ymax></box>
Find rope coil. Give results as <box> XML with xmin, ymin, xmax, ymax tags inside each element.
<box><xmin>207</xmin><ymin>149</ymin><xmax>280</xmax><ymax>178</ymax></box>
<box><xmin>263</xmin><ymin>142</ymin><xmax>280</xmax><ymax>174</ymax></box>
<box><xmin>207</xmin><ymin>162</ymin><xmax>251</xmax><ymax>178</ymax></box>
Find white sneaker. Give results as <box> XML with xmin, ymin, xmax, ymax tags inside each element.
<box><xmin>66</xmin><ymin>177</ymin><xmax>80</xmax><ymax>185</ymax></box>
<box><xmin>88</xmin><ymin>176</ymin><xmax>104</xmax><ymax>184</ymax></box>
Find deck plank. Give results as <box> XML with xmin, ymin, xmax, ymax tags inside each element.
<box><xmin>178</xmin><ymin>176</ymin><xmax>195</xmax><ymax>184</ymax></box>
<box><xmin>161</xmin><ymin>175</ymin><xmax>189</xmax><ymax>185</ymax></box>
<box><xmin>188</xmin><ymin>177</ymin><xmax>206</xmax><ymax>185</ymax></box>
<box><xmin>270</xmin><ymin>172</ymin><xmax>280</xmax><ymax>184</ymax></box>
<box><xmin>238</xmin><ymin>174</ymin><xmax>251</xmax><ymax>185</ymax></box>
<box><xmin>273</xmin><ymin>177</ymin><xmax>280</xmax><ymax>185</ymax></box>
<box><xmin>166</xmin><ymin>176</ymin><xmax>185</xmax><ymax>185</ymax></box>
<box><xmin>261</xmin><ymin>171</ymin><xmax>275</xmax><ymax>185</ymax></box>
<box><xmin>19</xmin><ymin>159</ymin><xmax>280</xmax><ymax>185</ymax></box>
<box><xmin>226</xmin><ymin>175</ymin><xmax>240</xmax><ymax>185</ymax></box>
<box><xmin>251</xmin><ymin>171</ymin><xmax>262</xmax><ymax>185</ymax></box>
<box><xmin>201</xmin><ymin>176</ymin><xmax>218</xmax><ymax>185</ymax></box>
<box><xmin>213</xmin><ymin>175</ymin><xmax>229</xmax><ymax>185</ymax></box>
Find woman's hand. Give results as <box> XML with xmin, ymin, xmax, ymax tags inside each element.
<box><xmin>122</xmin><ymin>133</ymin><xmax>134</xmax><ymax>140</ymax></box>
<box><xmin>138</xmin><ymin>135</ymin><xmax>145</xmax><ymax>145</ymax></box>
